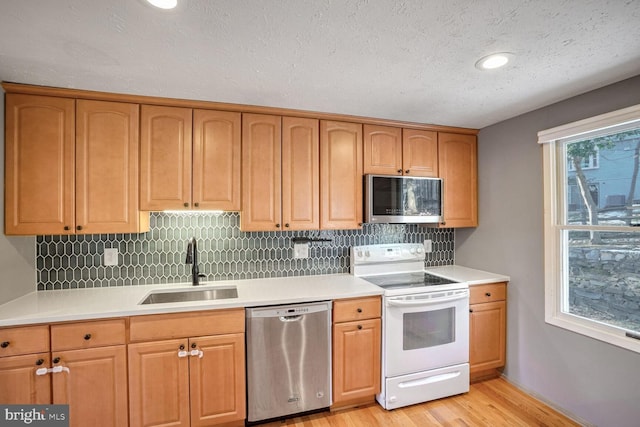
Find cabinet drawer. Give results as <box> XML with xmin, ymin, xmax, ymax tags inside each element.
<box><xmin>129</xmin><ymin>308</ymin><xmax>244</xmax><ymax>342</ymax></box>
<box><xmin>51</xmin><ymin>319</ymin><xmax>126</xmax><ymax>351</ymax></box>
<box><xmin>470</xmin><ymin>282</ymin><xmax>507</xmax><ymax>305</ymax></box>
<box><xmin>333</xmin><ymin>296</ymin><xmax>381</xmax><ymax>323</ymax></box>
<box><xmin>0</xmin><ymin>325</ymin><xmax>50</xmax><ymax>357</ymax></box>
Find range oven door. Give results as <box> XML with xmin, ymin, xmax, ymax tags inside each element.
<box><xmin>383</xmin><ymin>289</ymin><xmax>469</xmax><ymax>378</ymax></box>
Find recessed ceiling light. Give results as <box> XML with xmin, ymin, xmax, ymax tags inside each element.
<box><xmin>475</xmin><ymin>53</ymin><xmax>513</xmax><ymax>70</ymax></box>
<box><xmin>146</xmin><ymin>0</ymin><xmax>177</xmax><ymax>9</ymax></box>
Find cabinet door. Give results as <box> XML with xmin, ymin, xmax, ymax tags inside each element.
<box><xmin>52</xmin><ymin>345</ymin><xmax>128</xmax><ymax>427</ymax></box>
<box><xmin>140</xmin><ymin>105</ymin><xmax>193</xmax><ymax>210</ymax></box>
<box><xmin>5</xmin><ymin>94</ymin><xmax>75</xmax><ymax>235</ymax></box>
<box><xmin>282</xmin><ymin>117</ymin><xmax>320</xmax><ymax>230</ymax></box>
<box><xmin>332</xmin><ymin>318</ymin><xmax>381</xmax><ymax>405</ymax></box>
<box><xmin>76</xmin><ymin>100</ymin><xmax>146</xmax><ymax>234</ymax></box>
<box><xmin>469</xmin><ymin>301</ymin><xmax>506</xmax><ymax>373</ymax></box>
<box><xmin>403</xmin><ymin>129</ymin><xmax>438</xmax><ymax>177</ymax></box>
<box><xmin>241</xmin><ymin>114</ymin><xmax>282</xmax><ymax>231</ymax></box>
<box><xmin>193</xmin><ymin>110</ymin><xmax>241</xmax><ymax>211</ymax></box>
<box><xmin>438</xmin><ymin>133</ymin><xmax>478</xmax><ymax>227</ymax></box>
<box><xmin>0</xmin><ymin>353</ymin><xmax>51</xmax><ymax>404</ymax></box>
<box><xmin>189</xmin><ymin>334</ymin><xmax>245</xmax><ymax>427</ymax></box>
<box><xmin>128</xmin><ymin>339</ymin><xmax>190</xmax><ymax>427</ymax></box>
<box><xmin>320</xmin><ymin>121</ymin><xmax>363</xmax><ymax>229</ymax></box>
<box><xmin>363</xmin><ymin>124</ymin><xmax>402</xmax><ymax>175</ymax></box>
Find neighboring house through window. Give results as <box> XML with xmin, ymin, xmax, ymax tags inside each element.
<box><xmin>539</xmin><ymin>104</ymin><xmax>640</xmax><ymax>353</ymax></box>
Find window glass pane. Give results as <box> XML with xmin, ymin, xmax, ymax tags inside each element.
<box><xmin>403</xmin><ymin>308</ymin><xmax>455</xmax><ymax>350</ymax></box>
<box><xmin>565</xmin><ymin>127</ymin><xmax>640</xmax><ymax>226</ymax></box>
<box><xmin>567</xmin><ymin>230</ymin><xmax>640</xmax><ymax>333</ymax></box>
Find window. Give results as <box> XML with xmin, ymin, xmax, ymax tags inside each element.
<box><xmin>567</xmin><ymin>147</ymin><xmax>599</xmax><ymax>171</ymax></box>
<box><xmin>539</xmin><ymin>104</ymin><xmax>640</xmax><ymax>353</ymax></box>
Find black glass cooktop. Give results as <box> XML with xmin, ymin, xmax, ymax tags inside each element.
<box><xmin>361</xmin><ymin>272</ymin><xmax>457</xmax><ymax>289</ymax></box>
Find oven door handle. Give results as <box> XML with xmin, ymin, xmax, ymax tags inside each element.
<box><xmin>387</xmin><ymin>293</ymin><xmax>468</xmax><ymax>307</ymax></box>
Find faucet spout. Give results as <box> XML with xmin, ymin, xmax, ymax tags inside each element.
<box><xmin>185</xmin><ymin>237</ymin><xmax>203</xmax><ymax>286</ymax></box>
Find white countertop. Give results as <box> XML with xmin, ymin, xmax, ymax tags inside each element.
<box><xmin>0</xmin><ymin>265</ymin><xmax>509</xmax><ymax>327</ymax></box>
<box><xmin>0</xmin><ymin>274</ymin><xmax>382</xmax><ymax>327</ymax></box>
<box><xmin>426</xmin><ymin>265</ymin><xmax>510</xmax><ymax>285</ymax></box>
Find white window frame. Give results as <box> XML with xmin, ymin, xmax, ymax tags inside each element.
<box><xmin>539</xmin><ymin>104</ymin><xmax>640</xmax><ymax>353</ymax></box>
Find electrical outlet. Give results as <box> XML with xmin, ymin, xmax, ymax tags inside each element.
<box><xmin>423</xmin><ymin>239</ymin><xmax>433</xmax><ymax>253</ymax></box>
<box><xmin>293</xmin><ymin>243</ymin><xmax>309</xmax><ymax>259</ymax></box>
<box><xmin>104</xmin><ymin>248</ymin><xmax>118</xmax><ymax>266</ymax></box>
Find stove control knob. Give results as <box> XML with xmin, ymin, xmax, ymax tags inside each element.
<box><xmin>416</xmin><ymin>246</ymin><xmax>424</xmax><ymax>254</ymax></box>
<box><xmin>364</xmin><ymin>250</ymin><xmax>370</xmax><ymax>258</ymax></box>
<box><xmin>355</xmin><ymin>250</ymin><xmax>362</xmax><ymax>259</ymax></box>
<box><xmin>409</xmin><ymin>247</ymin><xmax>416</xmax><ymax>254</ymax></box>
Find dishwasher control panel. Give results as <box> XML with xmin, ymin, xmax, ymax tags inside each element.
<box><xmin>245</xmin><ymin>301</ymin><xmax>331</xmax><ymax>318</ymax></box>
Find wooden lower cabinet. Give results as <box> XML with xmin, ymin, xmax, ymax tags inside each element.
<box><xmin>53</xmin><ymin>346</ymin><xmax>128</xmax><ymax>427</ymax></box>
<box><xmin>50</xmin><ymin>319</ymin><xmax>128</xmax><ymax>427</ymax></box>
<box><xmin>332</xmin><ymin>297</ymin><xmax>381</xmax><ymax>409</ymax></box>
<box><xmin>0</xmin><ymin>352</ymin><xmax>51</xmax><ymax>404</ymax></box>
<box><xmin>188</xmin><ymin>334</ymin><xmax>245</xmax><ymax>427</ymax></box>
<box><xmin>129</xmin><ymin>334</ymin><xmax>245</xmax><ymax>427</ymax></box>
<box><xmin>469</xmin><ymin>282</ymin><xmax>507</xmax><ymax>382</ymax></box>
<box><xmin>128</xmin><ymin>309</ymin><xmax>245</xmax><ymax>427</ymax></box>
<box><xmin>128</xmin><ymin>339</ymin><xmax>190</xmax><ymax>427</ymax></box>
<box><xmin>0</xmin><ymin>325</ymin><xmax>51</xmax><ymax>404</ymax></box>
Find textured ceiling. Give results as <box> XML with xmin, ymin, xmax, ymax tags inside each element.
<box><xmin>1</xmin><ymin>0</ymin><xmax>639</xmax><ymax>129</ymax></box>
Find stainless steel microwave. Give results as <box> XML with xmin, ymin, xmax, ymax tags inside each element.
<box><xmin>364</xmin><ymin>174</ymin><xmax>443</xmax><ymax>224</ymax></box>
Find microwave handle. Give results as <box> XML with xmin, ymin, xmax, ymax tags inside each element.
<box><xmin>387</xmin><ymin>293</ymin><xmax>468</xmax><ymax>307</ymax></box>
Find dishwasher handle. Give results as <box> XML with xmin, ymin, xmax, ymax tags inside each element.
<box><xmin>279</xmin><ymin>315</ymin><xmax>303</xmax><ymax>322</ymax></box>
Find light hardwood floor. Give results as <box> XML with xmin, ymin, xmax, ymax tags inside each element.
<box><xmin>260</xmin><ymin>378</ymin><xmax>581</xmax><ymax>427</ymax></box>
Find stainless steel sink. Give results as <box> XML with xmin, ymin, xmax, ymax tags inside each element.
<box><xmin>139</xmin><ymin>286</ymin><xmax>238</xmax><ymax>305</ymax></box>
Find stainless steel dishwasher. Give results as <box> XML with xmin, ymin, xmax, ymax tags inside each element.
<box><xmin>246</xmin><ymin>301</ymin><xmax>331</xmax><ymax>423</ymax></box>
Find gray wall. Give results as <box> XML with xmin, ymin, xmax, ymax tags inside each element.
<box><xmin>0</xmin><ymin>91</ymin><xmax>37</xmax><ymax>304</ymax></box>
<box><xmin>456</xmin><ymin>74</ymin><xmax>640</xmax><ymax>427</ymax></box>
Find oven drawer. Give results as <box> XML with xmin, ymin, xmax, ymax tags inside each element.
<box><xmin>380</xmin><ymin>363</ymin><xmax>469</xmax><ymax>410</ymax></box>
<box><xmin>470</xmin><ymin>282</ymin><xmax>506</xmax><ymax>304</ymax></box>
<box><xmin>333</xmin><ymin>296</ymin><xmax>381</xmax><ymax>322</ymax></box>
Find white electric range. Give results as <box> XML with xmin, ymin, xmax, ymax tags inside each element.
<box><xmin>351</xmin><ymin>243</ymin><xmax>470</xmax><ymax>410</ymax></box>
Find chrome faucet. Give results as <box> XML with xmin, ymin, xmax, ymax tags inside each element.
<box><xmin>185</xmin><ymin>238</ymin><xmax>205</xmax><ymax>286</ymax></box>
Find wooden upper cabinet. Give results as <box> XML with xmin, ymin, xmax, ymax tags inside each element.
<box><xmin>320</xmin><ymin>121</ymin><xmax>363</xmax><ymax>229</ymax></box>
<box><xmin>438</xmin><ymin>132</ymin><xmax>478</xmax><ymax>227</ymax></box>
<box><xmin>241</xmin><ymin>115</ymin><xmax>320</xmax><ymax>231</ymax></box>
<box><xmin>403</xmin><ymin>129</ymin><xmax>438</xmax><ymax>177</ymax></box>
<box><xmin>241</xmin><ymin>114</ymin><xmax>282</xmax><ymax>231</ymax></box>
<box><xmin>4</xmin><ymin>94</ymin><xmax>75</xmax><ymax>235</ymax></box>
<box><xmin>4</xmin><ymin>95</ymin><xmax>148</xmax><ymax>235</ymax></box>
<box><xmin>363</xmin><ymin>125</ymin><xmax>402</xmax><ymax>175</ymax></box>
<box><xmin>140</xmin><ymin>106</ymin><xmax>241</xmax><ymax>212</ymax></box>
<box><xmin>282</xmin><ymin>117</ymin><xmax>320</xmax><ymax>230</ymax></box>
<box><xmin>140</xmin><ymin>105</ymin><xmax>193</xmax><ymax>210</ymax></box>
<box><xmin>76</xmin><ymin>99</ymin><xmax>146</xmax><ymax>234</ymax></box>
<box><xmin>193</xmin><ymin>109</ymin><xmax>241</xmax><ymax>211</ymax></box>
<box><xmin>363</xmin><ymin>125</ymin><xmax>437</xmax><ymax>177</ymax></box>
